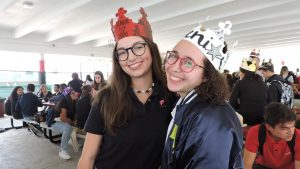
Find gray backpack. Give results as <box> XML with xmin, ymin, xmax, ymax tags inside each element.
<box><xmin>267</xmin><ymin>80</ymin><xmax>294</xmax><ymax>108</ymax></box>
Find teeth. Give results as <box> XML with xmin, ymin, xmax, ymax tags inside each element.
<box><xmin>129</xmin><ymin>62</ymin><xmax>141</xmax><ymax>69</ymax></box>
<box><xmin>170</xmin><ymin>75</ymin><xmax>181</xmax><ymax>81</ymax></box>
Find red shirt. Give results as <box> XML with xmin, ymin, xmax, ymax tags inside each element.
<box><xmin>245</xmin><ymin>125</ymin><xmax>300</xmax><ymax>169</ymax></box>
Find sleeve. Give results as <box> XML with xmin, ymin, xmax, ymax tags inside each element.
<box><xmin>229</xmin><ymin>81</ymin><xmax>240</xmax><ymax>110</ymax></box>
<box><xmin>294</xmin><ymin>129</ymin><xmax>300</xmax><ymax>161</ymax></box>
<box><xmin>84</xmin><ymin>106</ymin><xmax>105</xmax><ymax>135</ymax></box>
<box><xmin>180</xmin><ymin>115</ymin><xmax>243</xmax><ymax>169</ymax></box>
<box><xmin>244</xmin><ymin>125</ymin><xmax>259</xmax><ymax>153</ymax></box>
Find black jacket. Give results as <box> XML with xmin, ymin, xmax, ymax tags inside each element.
<box><xmin>162</xmin><ymin>93</ymin><xmax>244</xmax><ymax>169</ymax></box>
<box><xmin>230</xmin><ymin>77</ymin><xmax>267</xmax><ymax>125</ymax></box>
<box><xmin>265</xmin><ymin>74</ymin><xmax>283</xmax><ymax>103</ymax></box>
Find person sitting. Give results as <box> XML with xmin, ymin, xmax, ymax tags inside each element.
<box><xmin>6</xmin><ymin>86</ymin><xmax>24</xmax><ymax>119</ymax></box>
<box><xmin>52</xmin><ymin>84</ymin><xmax>61</xmax><ymax>96</ymax></box>
<box><xmin>49</xmin><ymin>83</ymin><xmax>67</xmax><ymax>104</ymax></box>
<box><xmin>76</xmin><ymin>85</ymin><xmax>92</xmax><ymax>131</ymax></box>
<box><xmin>18</xmin><ymin>84</ymin><xmax>43</xmax><ymax>120</ymax></box>
<box><xmin>52</xmin><ymin>87</ymin><xmax>79</xmax><ymax>160</ymax></box>
<box><xmin>244</xmin><ymin>102</ymin><xmax>300</xmax><ymax>169</ymax></box>
<box><xmin>37</xmin><ymin>84</ymin><xmax>53</xmax><ymax>101</ymax></box>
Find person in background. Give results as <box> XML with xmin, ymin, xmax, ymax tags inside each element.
<box><xmin>230</xmin><ymin>58</ymin><xmax>267</xmax><ymax>125</ymax></box>
<box><xmin>52</xmin><ymin>84</ymin><xmax>60</xmax><ymax>96</ymax></box>
<box><xmin>91</xmin><ymin>70</ymin><xmax>107</xmax><ymax>97</ymax></box>
<box><xmin>49</xmin><ymin>83</ymin><xmax>67</xmax><ymax>104</ymax></box>
<box><xmin>77</xmin><ymin>7</ymin><xmax>176</xmax><ymax>169</ymax></box>
<box><xmin>244</xmin><ymin>102</ymin><xmax>300</xmax><ymax>169</ymax></box>
<box><xmin>162</xmin><ymin>21</ymin><xmax>243</xmax><ymax>168</ymax></box>
<box><xmin>18</xmin><ymin>84</ymin><xmax>43</xmax><ymax>120</ymax></box>
<box><xmin>85</xmin><ymin>74</ymin><xmax>93</xmax><ymax>86</ymax></box>
<box><xmin>6</xmin><ymin>86</ymin><xmax>24</xmax><ymax>118</ymax></box>
<box><xmin>248</xmin><ymin>49</ymin><xmax>261</xmax><ymax>72</ymax></box>
<box><xmin>76</xmin><ymin>85</ymin><xmax>92</xmax><ymax>131</ymax></box>
<box><xmin>223</xmin><ymin>69</ymin><xmax>234</xmax><ymax>92</ymax></box>
<box><xmin>52</xmin><ymin>87</ymin><xmax>79</xmax><ymax>160</ymax></box>
<box><xmin>37</xmin><ymin>84</ymin><xmax>53</xmax><ymax>101</ymax></box>
<box><xmin>259</xmin><ymin>59</ymin><xmax>285</xmax><ymax>104</ymax></box>
<box><xmin>280</xmin><ymin>66</ymin><xmax>300</xmax><ymax>95</ymax></box>
<box><xmin>68</xmin><ymin>72</ymin><xmax>83</xmax><ymax>94</ymax></box>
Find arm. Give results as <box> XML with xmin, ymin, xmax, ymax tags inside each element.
<box><xmin>77</xmin><ymin>133</ymin><xmax>102</xmax><ymax>169</ymax></box>
<box><xmin>59</xmin><ymin>108</ymin><xmax>73</xmax><ymax>125</ymax></box>
<box><xmin>295</xmin><ymin>160</ymin><xmax>300</xmax><ymax>169</ymax></box>
<box><xmin>180</xmin><ymin>118</ymin><xmax>243</xmax><ymax>169</ymax></box>
<box><xmin>244</xmin><ymin>149</ymin><xmax>256</xmax><ymax>169</ymax></box>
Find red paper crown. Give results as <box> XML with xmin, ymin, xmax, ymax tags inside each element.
<box><xmin>110</xmin><ymin>7</ymin><xmax>152</xmax><ymax>41</ymax></box>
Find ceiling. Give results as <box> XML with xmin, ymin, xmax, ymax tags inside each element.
<box><xmin>0</xmin><ymin>0</ymin><xmax>300</xmax><ymax>58</ymax></box>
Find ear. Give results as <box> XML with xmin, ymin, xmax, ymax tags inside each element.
<box><xmin>265</xmin><ymin>124</ymin><xmax>273</xmax><ymax>131</ymax></box>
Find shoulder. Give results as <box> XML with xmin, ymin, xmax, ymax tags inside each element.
<box><xmin>295</xmin><ymin>128</ymin><xmax>300</xmax><ymax>138</ymax></box>
<box><xmin>190</xmin><ymin>101</ymin><xmax>240</xmax><ymax>129</ymax></box>
<box><xmin>247</xmin><ymin>125</ymin><xmax>260</xmax><ymax>137</ymax></box>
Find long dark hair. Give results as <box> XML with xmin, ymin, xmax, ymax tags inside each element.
<box><xmin>93</xmin><ymin>71</ymin><xmax>106</xmax><ymax>90</ymax></box>
<box><xmin>195</xmin><ymin>60</ymin><xmax>229</xmax><ymax>105</ymax></box>
<box><xmin>56</xmin><ymin>90</ymin><xmax>77</xmax><ymax>113</ymax></box>
<box><xmin>93</xmin><ymin>36</ymin><xmax>166</xmax><ymax>134</ymax></box>
<box><xmin>10</xmin><ymin>86</ymin><xmax>23</xmax><ymax>101</ymax></box>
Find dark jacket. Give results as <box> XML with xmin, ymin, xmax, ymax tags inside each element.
<box><xmin>162</xmin><ymin>94</ymin><xmax>244</xmax><ymax>169</ymax></box>
<box><xmin>265</xmin><ymin>74</ymin><xmax>283</xmax><ymax>103</ymax></box>
<box><xmin>230</xmin><ymin>77</ymin><xmax>267</xmax><ymax>125</ymax></box>
<box><xmin>76</xmin><ymin>95</ymin><xmax>91</xmax><ymax>129</ymax></box>
<box><xmin>18</xmin><ymin>92</ymin><xmax>43</xmax><ymax>117</ymax></box>
<box><xmin>68</xmin><ymin>79</ymin><xmax>82</xmax><ymax>94</ymax></box>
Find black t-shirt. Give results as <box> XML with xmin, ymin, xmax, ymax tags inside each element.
<box><xmin>58</xmin><ymin>98</ymin><xmax>76</xmax><ymax>121</ymax></box>
<box><xmin>85</xmin><ymin>84</ymin><xmax>176</xmax><ymax>169</ymax></box>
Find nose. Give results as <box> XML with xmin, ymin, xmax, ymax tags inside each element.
<box><xmin>166</xmin><ymin>59</ymin><xmax>181</xmax><ymax>72</ymax></box>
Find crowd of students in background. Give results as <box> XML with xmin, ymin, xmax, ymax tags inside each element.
<box><xmin>4</xmin><ymin>70</ymin><xmax>107</xmax><ymax>160</ymax></box>
<box><xmin>3</xmin><ymin>6</ymin><xmax>300</xmax><ymax>169</ymax></box>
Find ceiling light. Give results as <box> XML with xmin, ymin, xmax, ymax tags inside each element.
<box><xmin>22</xmin><ymin>1</ymin><xmax>34</xmax><ymax>9</ymax></box>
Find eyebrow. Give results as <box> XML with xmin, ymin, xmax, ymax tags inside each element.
<box><xmin>117</xmin><ymin>41</ymin><xmax>145</xmax><ymax>50</ymax></box>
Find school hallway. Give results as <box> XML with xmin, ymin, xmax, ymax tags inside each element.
<box><xmin>0</xmin><ymin>118</ymin><xmax>82</xmax><ymax>169</ymax></box>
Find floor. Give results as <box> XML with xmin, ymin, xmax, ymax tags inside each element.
<box><xmin>0</xmin><ymin>118</ymin><xmax>82</xmax><ymax>169</ymax></box>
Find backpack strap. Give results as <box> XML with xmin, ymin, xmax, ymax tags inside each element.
<box><xmin>287</xmin><ymin>132</ymin><xmax>296</xmax><ymax>160</ymax></box>
<box><xmin>258</xmin><ymin>124</ymin><xmax>266</xmax><ymax>156</ymax></box>
<box><xmin>258</xmin><ymin>123</ymin><xmax>295</xmax><ymax>160</ymax></box>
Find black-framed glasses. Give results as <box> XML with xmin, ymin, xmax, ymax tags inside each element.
<box><xmin>115</xmin><ymin>42</ymin><xmax>147</xmax><ymax>61</ymax></box>
<box><xmin>165</xmin><ymin>51</ymin><xmax>204</xmax><ymax>73</ymax></box>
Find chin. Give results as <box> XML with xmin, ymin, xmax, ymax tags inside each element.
<box><xmin>285</xmin><ymin>136</ymin><xmax>293</xmax><ymax>141</ymax></box>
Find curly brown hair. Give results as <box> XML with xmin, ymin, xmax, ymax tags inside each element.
<box><xmin>195</xmin><ymin>59</ymin><xmax>230</xmax><ymax>105</ymax></box>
